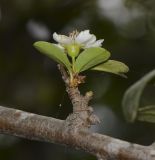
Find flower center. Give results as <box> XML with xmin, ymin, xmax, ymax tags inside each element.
<box><xmin>69</xmin><ymin>30</ymin><xmax>79</xmax><ymax>40</ymax></box>
<box><xmin>66</xmin><ymin>30</ymin><xmax>80</xmax><ymax>58</ymax></box>
<box><xmin>66</xmin><ymin>44</ymin><xmax>80</xmax><ymax>58</ymax></box>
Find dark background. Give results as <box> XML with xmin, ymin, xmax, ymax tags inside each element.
<box><xmin>0</xmin><ymin>0</ymin><xmax>155</xmax><ymax>159</ymax></box>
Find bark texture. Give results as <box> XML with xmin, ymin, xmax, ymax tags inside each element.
<box><xmin>0</xmin><ymin>105</ymin><xmax>154</xmax><ymax>160</ymax></box>
<box><xmin>58</xmin><ymin>64</ymin><xmax>100</xmax><ymax>133</ymax></box>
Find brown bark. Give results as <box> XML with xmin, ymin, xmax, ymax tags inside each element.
<box><xmin>0</xmin><ymin>105</ymin><xmax>154</xmax><ymax>160</ymax></box>
<box><xmin>58</xmin><ymin>64</ymin><xmax>100</xmax><ymax>132</ymax></box>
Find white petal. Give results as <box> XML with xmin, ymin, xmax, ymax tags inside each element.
<box><xmin>85</xmin><ymin>35</ymin><xmax>96</xmax><ymax>45</ymax></box>
<box><xmin>53</xmin><ymin>32</ymin><xmax>72</xmax><ymax>45</ymax></box>
<box><xmin>85</xmin><ymin>39</ymin><xmax>104</xmax><ymax>48</ymax></box>
<box><xmin>75</xmin><ymin>30</ymin><xmax>94</xmax><ymax>44</ymax></box>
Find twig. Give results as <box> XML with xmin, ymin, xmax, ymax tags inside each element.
<box><xmin>58</xmin><ymin>64</ymin><xmax>100</xmax><ymax>132</ymax></box>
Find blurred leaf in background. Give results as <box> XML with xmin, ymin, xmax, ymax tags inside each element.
<box><xmin>122</xmin><ymin>69</ymin><xmax>155</xmax><ymax>123</ymax></box>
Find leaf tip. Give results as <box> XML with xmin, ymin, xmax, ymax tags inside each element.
<box><xmin>33</xmin><ymin>41</ymin><xmax>43</xmax><ymax>48</ymax></box>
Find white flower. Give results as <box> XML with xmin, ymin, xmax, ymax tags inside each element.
<box><xmin>53</xmin><ymin>30</ymin><xmax>104</xmax><ymax>49</ymax></box>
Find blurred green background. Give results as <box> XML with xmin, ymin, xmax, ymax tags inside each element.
<box><xmin>0</xmin><ymin>0</ymin><xmax>155</xmax><ymax>159</ymax></box>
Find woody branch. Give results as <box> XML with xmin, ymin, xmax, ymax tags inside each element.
<box><xmin>0</xmin><ymin>106</ymin><xmax>155</xmax><ymax>160</ymax></box>
<box><xmin>0</xmin><ymin>65</ymin><xmax>154</xmax><ymax>160</ymax></box>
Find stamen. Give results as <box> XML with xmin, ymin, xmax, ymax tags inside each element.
<box><xmin>69</xmin><ymin>30</ymin><xmax>79</xmax><ymax>39</ymax></box>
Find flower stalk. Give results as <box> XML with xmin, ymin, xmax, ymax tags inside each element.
<box><xmin>52</xmin><ymin>30</ymin><xmax>105</xmax><ymax>87</ymax></box>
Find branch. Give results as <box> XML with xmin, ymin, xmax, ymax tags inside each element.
<box><xmin>58</xmin><ymin>64</ymin><xmax>100</xmax><ymax>132</ymax></box>
<box><xmin>0</xmin><ymin>105</ymin><xmax>154</xmax><ymax>160</ymax></box>
<box><xmin>0</xmin><ymin>64</ymin><xmax>154</xmax><ymax>159</ymax></box>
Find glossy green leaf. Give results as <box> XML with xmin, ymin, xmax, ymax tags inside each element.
<box><xmin>138</xmin><ymin>105</ymin><xmax>155</xmax><ymax>123</ymax></box>
<box><xmin>122</xmin><ymin>69</ymin><xmax>155</xmax><ymax>122</ymax></box>
<box><xmin>75</xmin><ymin>47</ymin><xmax>110</xmax><ymax>73</ymax></box>
<box><xmin>92</xmin><ymin>60</ymin><xmax>129</xmax><ymax>77</ymax></box>
<box><xmin>33</xmin><ymin>41</ymin><xmax>71</xmax><ymax>72</ymax></box>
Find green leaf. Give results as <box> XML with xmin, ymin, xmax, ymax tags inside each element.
<box><xmin>122</xmin><ymin>69</ymin><xmax>155</xmax><ymax>122</ymax></box>
<box><xmin>33</xmin><ymin>41</ymin><xmax>71</xmax><ymax>72</ymax></box>
<box><xmin>138</xmin><ymin>105</ymin><xmax>155</xmax><ymax>123</ymax></box>
<box><xmin>75</xmin><ymin>47</ymin><xmax>110</xmax><ymax>73</ymax></box>
<box><xmin>91</xmin><ymin>60</ymin><xmax>129</xmax><ymax>77</ymax></box>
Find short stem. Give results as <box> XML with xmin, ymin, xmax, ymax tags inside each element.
<box><xmin>69</xmin><ymin>71</ymin><xmax>74</xmax><ymax>85</ymax></box>
<box><xmin>72</xmin><ymin>57</ymin><xmax>76</xmax><ymax>73</ymax></box>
